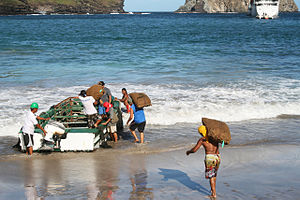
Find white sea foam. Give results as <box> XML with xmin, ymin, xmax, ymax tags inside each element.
<box><xmin>1</xmin><ymin>78</ymin><xmax>300</xmax><ymax>137</ymax></box>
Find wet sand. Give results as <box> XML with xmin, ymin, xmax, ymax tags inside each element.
<box><xmin>0</xmin><ymin>143</ymin><xmax>300</xmax><ymax>200</ymax></box>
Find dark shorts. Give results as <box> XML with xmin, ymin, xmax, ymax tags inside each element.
<box><xmin>23</xmin><ymin>133</ymin><xmax>34</xmax><ymax>147</ymax></box>
<box><xmin>130</xmin><ymin>121</ymin><xmax>146</xmax><ymax>132</ymax></box>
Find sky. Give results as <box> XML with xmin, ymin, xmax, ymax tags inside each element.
<box><xmin>124</xmin><ymin>0</ymin><xmax>300</xmax><ymax>12</ymax></box>
<box><xmin>124</xmin><ymin>0</ymin><xmax>185</xmax><ymax>12</ymax></box>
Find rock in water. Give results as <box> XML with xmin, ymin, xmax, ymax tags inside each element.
<box><xmin>177</xmin><ymin>0</ymin><xmax>298</xmax><ymax>13</ymax></box>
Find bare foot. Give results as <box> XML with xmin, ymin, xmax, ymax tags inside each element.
<box><xmin>134</xmin><ymin>139</ymin><xmax>139</xmax><ymax>143</ymax></box>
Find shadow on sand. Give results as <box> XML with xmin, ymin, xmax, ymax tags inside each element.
<box><xmin>158</xmin><ymin>168</ymin><xmax>210</xmax><ymax>195</ymax></box>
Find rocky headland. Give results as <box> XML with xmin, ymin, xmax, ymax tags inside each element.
<box><xmin>0</xmin><ymin>0</ymin><xmax>124</xmax><ymax>15</ymax></box>
<box><xmin>177</xmin><ymin>0</ymin><xmax>298</xmax><ymax>13</ymax></box>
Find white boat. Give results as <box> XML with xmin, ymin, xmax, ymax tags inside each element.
<box><xmin>248</xmin><ymin>0</ymin><xmax>280</xmax><ymax>19</ymax></box>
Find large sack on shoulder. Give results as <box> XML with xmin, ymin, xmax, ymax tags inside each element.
<box><xmin>202</xmin><ymin>118</ymin><xmax>231</xmax><ymax>145</ymax></box>
<box><xmin>86</xmin><ymin>85</ymin><xmax>104</xmax><ymax>101</ymax></box>
<box><xmin>129</xmin><ymin>93</ymin><xmax>151</xmax><ymax>108</ymax></box>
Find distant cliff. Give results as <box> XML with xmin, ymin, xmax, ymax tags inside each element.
<box><xmin>177</xmin><ymin>0</ymin><xmax>298</xmax><ymax>13</ymax></box>
<box><xmin>0</xmin><ymin>0</ymin><xmax>124</xmax><ymax>15</ymax></box>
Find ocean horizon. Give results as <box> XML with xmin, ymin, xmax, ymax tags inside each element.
<box><xmin>0</xmin><ymin>12</ymin><xmax>300</xmax><ymax>199</ymax></box>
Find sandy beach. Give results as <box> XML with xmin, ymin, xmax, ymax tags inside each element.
<box><xmin>0</xmin><ymin>143</ymin><xmax>299</xmax><ymax>200</ymax></box>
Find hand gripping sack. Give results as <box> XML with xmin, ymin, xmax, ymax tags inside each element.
<box><xmin>86</xmin><ymin>85</ymin><xmax>104</xmax><ymax>101</ymax></box>
<box><xmin>129</xmin><ymin>93</ymin><xmax>151</xmax><ymax>108</ymax></box>
<box><xmin>202</xmin><ymin>118</ymin><xmax>231</xmax><ymax>145</ymax></box>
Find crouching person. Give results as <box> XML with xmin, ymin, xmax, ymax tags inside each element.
<box><xmin>22</xmin><ymin>103</ymin><xmax>49</xmax><ymax>155</ymax></box>
<box><xmin>76</xmin><ymin>90</ymin><xmax>100</xmax><ymax>128</ymax></box>
<box><xmin>95</xmin><ymin>102</ymin><xmax>118</xmax><ymax>142</ymax></box>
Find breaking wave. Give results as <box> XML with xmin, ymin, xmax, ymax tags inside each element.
<box><xmin>1</xmin><ymin>77</ymin><xmax>300</xmax><ymax>137</ymax></box>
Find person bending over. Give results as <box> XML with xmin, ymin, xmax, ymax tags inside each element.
<box><xmin>95</xmin><ymin>102</ymin><xmax>118</xmax><ymax>142</ymax></box>
<box><xmin>76</xmin><ymin>90</ymin><xmax>100</xmax><ymax>128</ymax></box>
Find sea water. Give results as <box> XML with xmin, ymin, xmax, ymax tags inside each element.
<box><xmin>1</xmin><ymin>12</ymin><xmax>300</xmax><ymax>200</ymax></box>
<box><xmin>0</xmin><ymin>12</ymin><xmax>300</xmax><ymax>146</ymax></box>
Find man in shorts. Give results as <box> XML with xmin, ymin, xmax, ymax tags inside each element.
<box><xmin>126</xmin><ymin>103</ymin><xmax>146</xmax><ymax>144</ymax></box>
<box><xmin>77</xmin><ymin>90</ymin><xmax>100</xmax><ymax>128</ymax></box>
<box><xmin>186</xmin><ymin>125</ymin><xmax>220</xmax><ymax>199</ymax></box>
<box><xmin>22</xmin><ymin>103</ymin><xmax>49</xmax><ymax>155</ymax></box>
<box><xmin>95</xmin><ymin>102</ymin><xmax>118</xmax><ymax>142</ymax></box>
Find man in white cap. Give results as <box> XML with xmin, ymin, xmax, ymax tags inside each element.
<box><xmin>22</xmin><ymin>103</ymin><xmax>49</xmax><ymax>155</ymax></box>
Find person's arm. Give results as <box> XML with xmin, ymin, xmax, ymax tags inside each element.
<box><xmin>126</xmin><ymin>107</ymin><xmax>134</xmax><ymax>126</ymax></box>
<box><xmin>36</xmin><ymin>116</ymin><xmax>50</xmax><ymax>121</ymax></box>
<box><xmin>186</xmin><ymin>138</ymin><xmax>204</xmax><ymax>155</ymax></box>
<box><xmin>119</xmin><ymin>95</ymin><xmax>127</xmax><ymax>102</ymax></box>
<box><xmin>102</xmin><ymin>118</ymin><xmax>111</xmax><ymax>126</ymax></box>
<box><xmin>94</xmin><ymin>118</ymin><xmax>102</xmax><ymax>128</ymax></box>
<box><xmin>36</xmin><ymin>124</ymin><xmax>47</xmax><ymax>136</ymax></box>
<box><xmin>108</xmin><ymin>95</ymin><xmax>112</xmax><ymax>104</ymax></box>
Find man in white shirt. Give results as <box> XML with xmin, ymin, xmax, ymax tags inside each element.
<box><xmin>22</xmin><ymin>103</ymin><xmax>49</xmax><ymax>155</ymax></box>
<box><xmin>77</xmin><ymin>90</ymin><xmax>101</xmax><ymax>128</ymax></box>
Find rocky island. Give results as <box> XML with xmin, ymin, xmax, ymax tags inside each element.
<box><xmin>177</xmin><ymin>0</ymin><xmax>298</xmax><ymax>13</ymax></box>
<box><xmin>0</xmin><ymin>0</ymin><xmax>124</xmax><ymax>15</ymax></box>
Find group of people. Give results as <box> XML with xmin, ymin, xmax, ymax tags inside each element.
<box><xmin>77</xmin><ymin>81</ymin><xmax>146</xmax><ymax>144</ymax></box>
<box><xmin>21</xmin><ymin>81</ymin><xmax>221</xmax><ymax>199</ymax></box>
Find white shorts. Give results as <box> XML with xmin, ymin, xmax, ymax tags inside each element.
<box><xmin>108</xmin><ymin>125</ymin><xmax>117</xmax><ymax>133</ymax></box>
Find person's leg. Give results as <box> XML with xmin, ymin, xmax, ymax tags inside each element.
<box><xmin>28</xmin><ymin>146</ymin><xmax>33</xmax><ymax>155</ymax></box>
<box><xmin>140</xmin><ymin>132</ymin><xmax>144</xmax><ymax>144</ymax></box>
<box><xmin>137</xmin><ymin>122</ymin><xmax>146</xmax><ymax>144</ymax></box>
<box><xmin>112</xmin><ymin>125</ymin><xmax>118</xmax><ymax>142</ymax></box>
<box><xmin>129</xmin><ymin>122</ymin><xmax>139</xmax><ymax>142</ymax></box>
<box><xmin>209</xmin><ymin>177</ymin><xmax>217</xmax><ymax>197</ymax></box>
<box><xmin>113</xmin><ymin>132</ymin><xmax>118</xmax><ymax>142</ymax></box>
<box><xmin>130</xmin><ymin>130</ymin><xmax>139</xmax><ymax>142</ymax></box>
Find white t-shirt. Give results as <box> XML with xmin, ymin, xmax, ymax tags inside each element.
<box><xmin>22</xmin><ymin>111</ymin><xmax>38</xmax><ymax>135</ymax></box>
<box><xmin>79</xmin><ymin>96</ymin><xmax>97</xmax><ymax>115</ymax></box>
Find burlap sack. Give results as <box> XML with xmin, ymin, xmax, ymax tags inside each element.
<box><xmin>86</xmin><ymin>85</ymin><xmax>104</xmax><ymax>101</ymax></box>
<box><xmin>202</xmin><ymin>118</ymin><xmax>231</xmax><ymax>144</ymax></box>
<box><xmin>129</xmin><ymin>93</ymin><xmax>151</xmax><ymax>108</ymax></box>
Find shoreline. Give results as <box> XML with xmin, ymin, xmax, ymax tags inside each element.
<box><xmin>0</xmin><ymin>144</ymin><xmax>299</xmax><ymax>199</ymax></box>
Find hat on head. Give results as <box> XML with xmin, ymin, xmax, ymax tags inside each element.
<box><xmin>30</xmin><ymin>102</ymin><xmax>39</xmax><ymax>109</ymax></box>
<box><xmin>98</xmin><ymin>81</ymin><xmax>105</xmax><ymax>86</ymax></box>
<box><xmin>79</xmin><ymin>90</ymin><xmax>87</xmax><ymax>97</ymax></box>
<box><xmin>103</xmin><ymin>102</ymin><xmax>113</xmax><ymax>113</ymax></box>
<box><xmin>198</xmin><ymin>125</ymin><xmax>209</xmax><ymax>142</ymax></box>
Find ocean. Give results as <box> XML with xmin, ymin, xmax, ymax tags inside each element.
<box><xmin>0</xmin><ymin>12</ymin><xmax>300</xmax><ymax>199</ymax></box>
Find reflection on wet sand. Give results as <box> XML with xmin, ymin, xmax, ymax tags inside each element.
<box><xmin>23</xmin><ymin>160</ymin><xmax>40</xmax><ymax>200</ymax></box>
<box><xmin>21</xmin><ymin>153</ymin><xmax>121</xmax><ymax>200</ymax></box>
<box><xmin>129</xmin><ymin>156</ymin><xmax>153</xmax><ymax>200</ymax></box>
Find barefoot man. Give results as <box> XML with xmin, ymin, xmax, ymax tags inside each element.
<box><xmin>126</xmin><ymin>102</ymin><xmax>146</xmax><ymax>144</ymax></box>
<box><xmin>186</xmin><ymin>125</ymin><xmax>220</xmax><ymax>199</ymax></box>
<box><xmin>22</xmin><ymin>103</ymin><xmax>49</xmax><ymax>155</ymax></box>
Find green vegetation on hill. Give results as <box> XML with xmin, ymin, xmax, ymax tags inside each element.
<box><xmin>0</xmin><ymin>0</ymin><xmax>124</xmax><ymax>15</ymax></box>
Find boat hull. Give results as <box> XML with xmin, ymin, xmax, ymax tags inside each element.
<box><xmin>248</xmin><ymin>0</ymin><xmax>279</xmax><ymax>19</ymax></box>
<box><xmin>18</xmin><ymin>129</ymin><xmax>105</xmax><ymax>152</ymax></box>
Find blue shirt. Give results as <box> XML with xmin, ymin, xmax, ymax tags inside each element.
<box><xmin>131</xmin><ymin>104</ymin><xmax>146</xmax><ymax>124</ymax></box>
